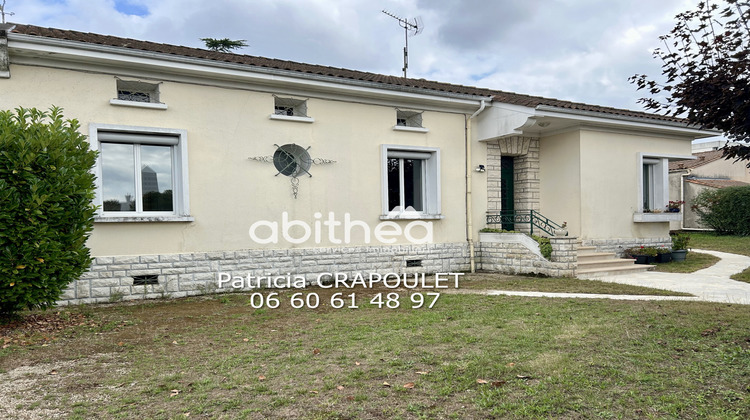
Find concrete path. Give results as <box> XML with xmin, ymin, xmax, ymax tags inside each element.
<box><xmin>592</xmin><ymin>249</ymin><xmax>750</xmax><ymax>304</ymax></box>
<box><xmin>465</xmin><ymin>249</ymin><xmax>750</xmax><ymax>305</ymax></box>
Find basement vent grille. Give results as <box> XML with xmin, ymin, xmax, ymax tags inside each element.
<box><xmin>132</xmin><ymin>274</ymin><xmax>159</xmax><ymax>286</ymax></box>
<box><xmin>406</xmin><ymin>259</ymin><xmax>423</xmax><ymax>268</ymax></box>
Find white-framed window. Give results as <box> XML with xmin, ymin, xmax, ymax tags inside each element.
<box><xmin>381</xmin><ymin>145</ymin><xmax>441</xmax><ymax>219</ymax></box>
<box><xmin>110</xmin><ymin>79</ymin><xmax>167</xmax><ymax>110</ymax></box>
<box><xmin>393</xmin><ymin>109</ymin><xmax>428</xmax><ymax>133</ymax></box>
<box><xmin>635</xmin><ymin>152</ymin><xmax>694</xmax><ymax>222</ymax></box>
<box><xmin>269</xmin><ymin>96</ymin><xmax>313</xmax><ymax>123</ymax></box>
<box><xmin>90</xmin><ymin>124</ymin><xmax>191</xmax><ymax>222</ymax></box>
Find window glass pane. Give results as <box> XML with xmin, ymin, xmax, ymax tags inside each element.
<box><xmin>403</xmin><ymin>159</ymin><xmax>423</xmax><ymax>211</ymax></box>
<box><xmin>101</xmin><ymin>143</ymin><xmax>136</xmax><ymax>212</ymax></box>
<box><xmin>141</xmin><ymin>145</ymin><xmax>174</xmax><ymax>212</ymax></box>
<box><xmin>387</xmin><ymin>158</ymin><xmax>401</xmax><ymax>211</ymax></box>
<box><xmin>643</xmin><ymin>164</ymin><xmax>651</xmax><ymax>211</ymax></box>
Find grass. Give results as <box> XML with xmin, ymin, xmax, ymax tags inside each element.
<box><xmin>460</xmin><ymin>273</ymin><xmax>691</xmax><ymax>296</ymax></box>
<box><xmin>687</xmin><ymin>231</ymin><xmax>750</xmax><ymax>257</ymax></box>
<box><xmin>651</xmin><ymin>251</ymin><xmax>721</xmax><ymax>273</ymax></box>
<box><xmin>1</xmin><ymin>284</ymin><xmax>749</xmax><ymax>419</ymax></box>
<box><xmin>731</xmin><ymin>267</ymin><xmax>750</xmax><ymax>284</ymax></box>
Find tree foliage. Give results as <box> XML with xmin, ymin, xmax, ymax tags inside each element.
<box><xmin>692</xmin><ymin>185</ymin><xmax>750</xmax><ymax>235</ymax></box>
<box><xmin>630</xmin><ymin>0</ymin><xmax>750</xmax><ymax>166</ymax></box>
<box><xmin>0</xmin><ymin>107</ymin><xmax>98</xmax><ymax>316</ymax></box>
<box><xmin>200</xmin><ymin>37</ymin><xmax>248</xmax><ymax>53</ymax></box>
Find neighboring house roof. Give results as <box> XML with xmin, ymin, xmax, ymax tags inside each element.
<box><xmin>9</xmin><ymin>24</ymin><xmax>687</xmax><ymax>124</ymax></box>
<box><xmin>669</xmin><ymin>150</ymin><xmax>725</xmax><ymax>171</ymax></box>
<box><xmin>685</xmin><ymin>178</ymin><xmax>749</xmax><ymax>189</ymax></box>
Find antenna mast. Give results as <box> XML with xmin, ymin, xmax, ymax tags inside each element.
<box><xmin>382</xmin><ymin>10</ymin><xmax>423</xmax><ymax>78</ymax></box>
<box><xmin>1</xmin><ymin>0</ymin><xmax>15</xmax><ymax>25</ymax></box>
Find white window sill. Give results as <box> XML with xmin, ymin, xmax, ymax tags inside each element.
<box><xmin>109</xmin><ymin>99</ymin><xmax>168</xmax><ymax>110</ymax></box>
<box><xmin>380</xmin><ymin>213</ymin><xmax>444</xmax><ymax>220</ymax></box>
<box><xmin>633</xmin><ymin>212</ymin><xmax>681</xmax><ymax>223</ymax></box>
<box><xmin>392</xmin><ymin>126</ymin><xmax>428</xmax><ymax>133</ymax></box>
<box><xmin>269</xmin><ymin>114</ymin><xmax>314</xmax><ymax>123</ymax></box>
<box><xmin>95</xmin><ymin>215</ymin><xmax>195</xmax><ymax>223</ymax></box>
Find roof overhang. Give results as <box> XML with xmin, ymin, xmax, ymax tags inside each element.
<box><xmin>527</xmin><ymin>105</ymin><xmax>721</xmax><ymax>139</ymax></box>
<box><xmin>7</xmin><ymin>33</ymin><xmax>492</xmax><ymax>113</ymax></box>
<box><xmin>475</xmin><ymin>103</ymin><xmax>721</xmax><ymax>142</ymax></box>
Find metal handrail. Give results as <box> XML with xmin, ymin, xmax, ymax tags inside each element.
<box><xmin>485</xmin><ymin>210</ymin><xmax>566</xmax><ymax>236</ymax></box>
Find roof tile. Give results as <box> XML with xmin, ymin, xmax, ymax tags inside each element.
<box><xmin>10</xmin><ymin>24</ymin><xmax>687</xmax><ymax>123</ymax></box>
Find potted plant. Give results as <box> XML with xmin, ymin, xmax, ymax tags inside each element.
<box><xmin>667</xmin><ymin>200</ymin><xmax>685</xmax><ymax>213</ymax></box>
<box><xmin>554</xmin><ymin>221</ymin><xmax>568</xmax><ymax>237</ymax></box>
<box><xmin>627</xmin><ymin>246</ymin><xmax>658</xmax><ymax>264</ymax></box>
<box><xmin>671</xmin><ymin>233</ymin><xmax>691</xmax><ymax>262</ymax></box>
<box><xmin>656</xmin><ymin>247</ymin><xmax>673</xmax><ymax>263</ymax></box>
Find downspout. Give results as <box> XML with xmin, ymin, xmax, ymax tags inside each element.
<box><xmin>680</xmin><ymin>169</ymin><xmax>691</xmax><ymax>230</ymax></box>
<box><xmin>466</xmin><ymin>99</ymin><xmax>488</xmax><ymax>273</ymax></box>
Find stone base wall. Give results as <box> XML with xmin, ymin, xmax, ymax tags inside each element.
<box><xmin>477</xmin><ymin>233</ymin><xmax>577</xmax><ymax>277</ymax></box>
<box><xmin>59</xmin><ymin>243</ymin><xmax>471</xmax><ymax>305</ymax></box>
<box><xmin>581</xmin><ymin>237</ymin><xmax>672</xmax><ymax>257</ymax></box>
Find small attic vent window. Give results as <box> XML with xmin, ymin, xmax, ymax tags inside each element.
<box><xmin>117</xmin><ymin>80</ymin><xmax>160</xmax><ymax>103</ymax></box>
<box><xmin>396</xmin><ymin>110</ymin><xmax>423</xmax><ymax>128</ymax></box>
<box><xmin>274</xmin><ymin>96</ymin><xmax>307</xmax><ymax>117</ymax></box>
<box><xmin>132</xmin><ymin>274</ymin><xmax>159</xmax><ymax>286</ymax></box>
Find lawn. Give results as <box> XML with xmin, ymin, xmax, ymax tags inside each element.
<box><xmin>688</xmin><ymin>231</ymin><xmax>750</xmax><ymax>257</ymax></box>
<box><xmin>459</xmin><ymin>272</ymin><xmax>691</xmax><ymax>296</ymax></box>
<box><xmin>677</xmin><ymin>231</ymin><xmax>750</xmax><ymax>282</ymax></box>
<box><xmin>651</xmin><ymin>251</ymin><xmax>720</xmax><ymax>274</ymax></box>
<box><xmin>1</xmin><ymin>285</ymin><xmax>748</xmax><ymax>419</ymax></box>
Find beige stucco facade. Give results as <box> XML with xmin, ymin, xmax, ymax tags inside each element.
<box><xmin>1</xmin><ymin>64</ymin><xmax>490</xmax><ymax>256</ymax></box>
<box><xmin>539</xmin><ymin>129</ymin><xmax>692</xmax><ymax>240</ymax></box>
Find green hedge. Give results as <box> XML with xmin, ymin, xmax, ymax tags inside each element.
<box><xmin>692</xmin><ymin>186</ymin><xmax>750</xmax><ymax>235</ymax></box>
<box><xmin>0</xmin><ymin>107</ymin><xmax>98</xmax><ymax>315</ymax></box>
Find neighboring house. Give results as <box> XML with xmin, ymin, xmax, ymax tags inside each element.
<box><xmin>669</xmin><ymin>149</ymin><xmax>750</xmax><ymax>230</ymax></box>
<box><xmin>0</xmin><ymin>25</ymin><xmax>717</xmax><ymax>304</ymax></box>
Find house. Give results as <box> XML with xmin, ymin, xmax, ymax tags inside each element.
<box><xmin>0</xmin><ymin>25</ymin><xmax>718</xmax><ymax>304</ymax></box>
<box><xmin>669</xmin><ymin>148</ymin><xmax>750</xmax><ymax>230</ymax></box>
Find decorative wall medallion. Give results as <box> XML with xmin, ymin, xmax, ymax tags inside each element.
<box><xmin>249</xmin><ymin>143</ymin><xmax>335</xmax><ymax>198</ymax></box>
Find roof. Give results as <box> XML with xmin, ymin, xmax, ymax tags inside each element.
<box><xmin>685</xmin><ymin>178</ymin><xmax>750</xmax><ymax>189</ymax></box>
<box><xmin>669</xmin><ymin>150</ymin><xmax>725</xmax><ymax>171</ymax></box>
<box><xmin>9</xmin><ymin>24</ymin><xmax>686</xmax><ymax>124</ymax></box>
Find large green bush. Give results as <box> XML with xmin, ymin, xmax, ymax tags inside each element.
<box><xmin>0</xmin><ymin>107</ymin><xmax>97</xmax><ymax>315</ymax></box>
<box><xmin>692</xmin><ymin>186</ymin><xmax>750</xmax><ymax>235</ymax></box>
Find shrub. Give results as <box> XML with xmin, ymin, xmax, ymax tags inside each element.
<box><xmin>671</xmin><ymin>232</ymin><xmax>691</xmax><ymax>250</ymax></box>
<box><xmin>692</xmin><ymin>186</ymin><xmax>750</xmax><ymax>235</ymax></box>
<box><xmin>0</xmin><ymin>107</ymin><xmax>98</xmax><ymax>316</ymax></box>
<box><xmin>530</xmin><ymin>235</ymin><xmax>552</xmax><ymax>260</ymax></box>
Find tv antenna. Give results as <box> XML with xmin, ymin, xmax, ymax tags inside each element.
<box><xmin>382</xmin><ymin>10</ymin><xmax>423</xmax><ymax>78</ymax></box>
<box><xmin>1</xmin><ymin>0</ymin><xmax>15</xmax><ymax>25</ymax></box>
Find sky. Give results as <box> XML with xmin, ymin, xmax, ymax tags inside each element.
<box><xmin>4</xmin><ymin>0</ymin><xmax>705</xmax><ymax>113</ymax></box>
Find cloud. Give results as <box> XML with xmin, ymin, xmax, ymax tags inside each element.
<box><xmin>8</xmin><ymin>0</ymin><xmax>705</xmax><ymax>111</ymax></box>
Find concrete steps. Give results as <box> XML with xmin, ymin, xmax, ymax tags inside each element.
<box><xmin>576</xmin><ymin>245</ymin><xmax>653</xmax><ymax>278</ymax></box>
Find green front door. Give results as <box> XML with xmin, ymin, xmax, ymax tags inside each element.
<box><xmin>500</xmin><ymin>156</ymin><xmax>514</xmax><ymax>231</ymax></box>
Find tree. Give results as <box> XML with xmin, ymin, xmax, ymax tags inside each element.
<box><xmin>630</xmin><ymin>0</ymin><xmax>750</xmax><ymax>166</ymax></box>
<box><xmin>200</xmin><ymin>37</ymin><xmax>248</xmax><ymax>53</ymax></box>
<box><xmin>0</xmin><ymin>107</ymin><xmax>98</xmax><ymax>316</ymax></box>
